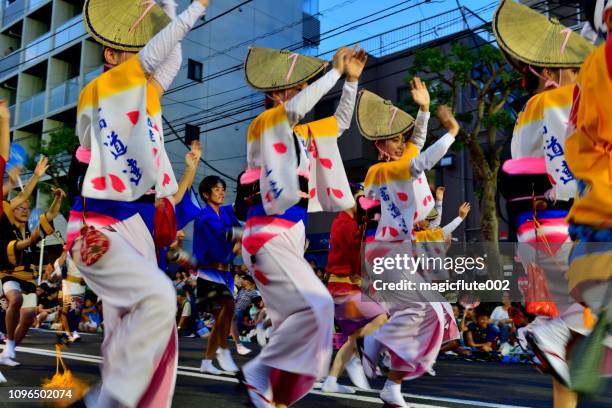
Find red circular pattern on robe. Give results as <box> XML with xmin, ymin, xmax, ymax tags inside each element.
<box><xmin>273</xmin><ymin>143</ymin><xmax>288</xmax><ymax>154</ymax></box>
<box><xmin>109</xmin><ymin>174</ymin><xmax>126</xmax><ymax>193</ymax></box>
<box><xmin>397</xmin><ymin>192</ymin><xmax>408</xmax><ymax>201</ymax></box>
<box><xmin>91</xmin><ymin>177</ymin><xmax>107</xmax><ymax>191</ymax></box>
<box><xmin>319</xmin><ymin>158</ymin><xmax>332</xmax><ymax>169</ymax></box>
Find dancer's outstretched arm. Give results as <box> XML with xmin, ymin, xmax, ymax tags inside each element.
<box><xmin>410</xmin><ymin>105</ymin><xmax>458</xmax><ymax>178</ymax></box>
<box><xmin>148</xmin><ymin>0</ymin><xmax>182</xmax><ymax>95</ymax></box>
<box><xmin>409</xmin><ymin>77</ymin><xmax>430</xmax><ymax>151</ymax></box>
<box><xmin>285</xmin><ymin>47</ymin><xmax>354</xmax><ymax>127</ymax></box>
<box><xmin>334</xmin><ymin>46</ymin><xmax>367</xmax><ymax>135</ymax></box>
<box><xmin>429</xmin><ymin>187</ymin><xmax>444</xmax><ymax>229</ymax></box>
<box><xmin>138</xmin><ymin>0</ymin><xmax>208</xmax><ymax>79</ymax></box>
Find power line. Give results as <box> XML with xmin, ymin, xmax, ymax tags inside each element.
<box><xmin>162</xmin><ymin>0</ymin><xmax>447</xmax><ymax>130</ymax></box>
<box><xmin>162</xmin><ymin>115</ymin><xmax>238</xmax><ymax>183</ymax></box>
<box><xmin>164</xmin><ymin>0</ymin><xmax>433</xmax><ymax>96</ymax></box>
<box><xmin>163</xmin><ymin>0</ymin><xmax>579</xmax><ymax>135</ymax></box>
<box><xmin>161</xmin><ymin>1</ymin><xmax>487</xmax><ymax>134</ymax></box>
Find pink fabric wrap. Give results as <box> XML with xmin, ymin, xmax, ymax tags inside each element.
<box><xmin>502</xmin><ymin>157</ymin><xmax>547</xmax><ymax>175</ymax></box>
<box><xmin>76</xmin><ymin>146</ymin><xmax>91</xmax><ymax>164</ymax></box>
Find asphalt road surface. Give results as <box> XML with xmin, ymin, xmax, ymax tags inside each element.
<box><xmin>1</xmin><ymin>329</ymin><xmax>610</xmax><ymax>407</ymax></box>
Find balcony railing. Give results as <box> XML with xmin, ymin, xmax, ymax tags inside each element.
<box><xmin>8</xmin><ymin>104</ymin><xmax>15</xmax><ymax>128</ymax></box>
<box><xmin>27</xmin><ymin>0</ymin><xmax>48</xmax><ymax>12</ymax></box>
<box><xmin>0</xmin><ymin>48</ymin><xmax>20</xmax><ymax>78</ymax></box>
<box><xmin>2</xmin><ymin>0</ymin><xmax>25</xmax><ymax>28</ymax></box>
<box><xmin>55</xmin><ymin>15</ymin><xmax>86</xmax><ymax>49</ymax></box>
<box><xmin>84</xmin><ymin>66</ymin><xmax>103</xmax><ymax>84</ymax></box>
<box><xmin>24</xmin><ymin>32</ymin><xmax>51</xmax><ymax>61</ymax></box>
<box><xmin>49</xmin><ymin>76</ymin><xmax>79</xmax><ymax>111</ymax></box>
<box><xmin>18</xmin><ymin>90</ymin><xmax>45</xmax><ymax>124</ymax></box>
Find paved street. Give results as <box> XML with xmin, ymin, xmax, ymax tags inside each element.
<box><xmin>0</xmin><ymin>329</ymin><xmax>610</xmax><ymax>407</ymax></box>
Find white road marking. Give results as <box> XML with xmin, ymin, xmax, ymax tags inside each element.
<box><xmin>13</xmin><ymin>346</ymin><xmax>533</xmax><ymax>408</ymax></box>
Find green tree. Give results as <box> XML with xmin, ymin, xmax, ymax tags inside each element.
<box><xmin>29</xmin><ymin>127</ymin><xmax>78</xmax><ymax>216</ymax></box>
<box><xmin>406</xmin><ymin>42</ymin><xmax>522</xmax><ymax>246</ymax></box>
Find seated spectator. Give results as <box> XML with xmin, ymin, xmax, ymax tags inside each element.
<box><xmin>234</xmin><ymin>275</ymin><xmax>259</xmax><ymax>335</ymax></box>
<box><xmin>177</xmin><ymin>288</ymin><xmax>196</xmax><ymax>337</ymax></box>
<box><xmin>79</xmin><ymin>297</ymin><xmax>101</xmax><ymax>333</ymax></box>
<box><xmin>465</xmin><ymin>309</ymin><xmax>500</xmax><ymax>357</ymax></box>
<box><xmin>490</xmin><ymin>291</ymin><xmax>515</xmax><ymax>344</ymax></box>
<box><xmin>439</xmin><ymin>304</ymin><xmax>471</xmax><ymax>357</ymax></box>
<box><xmin>34</xmin><ymin>283</ymin><xmax>59</xmax><ymax>328</ymax></box>
<box><xmin>459</xmin><ymin>306</ymin><xmax>476</xmax><ymax>340</ymax></box>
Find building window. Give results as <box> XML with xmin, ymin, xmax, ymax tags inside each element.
<box><xmin>188</xmin><ymin>59</ymin><xmax>203</xmax><ymax>82</ymax></box>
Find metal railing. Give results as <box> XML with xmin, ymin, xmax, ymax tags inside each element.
<box><xmin>0</xmin><ymin>49</ymin><xmax>20</xmax><ymax>77</ymax></box>
<box><xmin>54</xmin><ymin>15</ymin><xmax>86</xmax><ymax>49</ymax></box>
<box><xmin>24</xmin><ymin>31</ymin><xmax>51</xmax><ymax>61</ymax></box>
<box><xmin>49</xmin><ymin>76</ymin><xmax>79</xmax><ymax>111</ymax></box>
<box><xmin>2</xmin><ymin>0</ymin><xmax>25</xmax><ymax>28</ymax></box>
<box><xmin>84</xmin><ymin>66</ymin><xmax>103</xmax><ymax>84</ymax></box>
<box><xmin>27</xmin><ymin>0</ymin><xmax>49</xmax><ymax>12</ymax></box>
<box><xmin>8</xmin><ymin>103</ymin><xmax>15</xmax><ymax>127</ymax></box>
<box><xmin>18</xmin><ymin>90</ymin><xmax>45</xmax><ymax>124</ymax></box>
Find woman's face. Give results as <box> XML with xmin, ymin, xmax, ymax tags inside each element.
<box><xmin>376</xmin><ymin>135</ymin><xmax>405</xmax><ymax>161</ymax></box>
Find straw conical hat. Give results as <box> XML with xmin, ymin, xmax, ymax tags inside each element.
<box><xmin>244</xmin><ymin>48</ymin><xmax>327</xmax><ymax>92</ymax></box>
<box><xmin>356</xmin><ymin>90</ymin><xmax>415</xmax><ymax>141</ymax></box>
<box><xmin>83</xmin><ymin>0</ymin><xmax>171</xmax><ymax>52</ymax></box>
<box><xmin>493</xmin><ymin>0</ymin><xmax>594</xmax><ymax>69</ymax></box>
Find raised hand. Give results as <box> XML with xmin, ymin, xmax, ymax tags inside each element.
<box><xmin>198</xmin><ymin>0</ymin><xmax>208</xmax><ymax>7</ymax></box>
<box><xmin>435</xmin><ymin>186</ymin><xmax>445</xmax><ymax>201</ymax></box>
<box><xmin>458</xmin><ymin>202</ymin><xmax>471</xmax><ymax>219</ymax></box>
<box><xmin>332</xmin><ymin>47</ymin><xmax>351</xmax><ymax>76</ymax></box>
<box><xmin>0</xmin><ymin>100</ymin><xmax>9</xmax><ymax>122</ymax></box>
<box><xmin>436</xmin><ymin>105</ymin><xmax>460</xmax><ymax>137</ymax></box>
<box><xmin>345</xmin><ymin>44</ymin><xmax>368</xmax><ymax>82</ymax></box>
<box><xmin>46</xmin><ymin>187</ymin><xmax>66</xmax><ymax>221</ymax></box>
<box><xmin>34</xmin><ymin>156</ymin><xmax>49</xmax><ymax>178</ymax></box>
<box><xmin>185</xmin><ymin>140</ymin><xmax>202</xmax><ymax>169</ymax></box>
<box><xmin>410</xmin><ymin>77</ymin><xmax>430</xmax><ymax>112</ymax></box>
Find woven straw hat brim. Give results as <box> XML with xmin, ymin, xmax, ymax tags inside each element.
<box><xmin>356</xmin><ymin>90</ymin><xmax>415</xmax><ymax>141</ymax></box>
<box><xmin>426</xmin><ymin>207</ymin><xmax>439</xmax><ymax>221</ymax></box>
<box><xmin>493</xmin><ymin>0</ymin><xmax>594</xmax><ymax>69</ymax></box>
<box><xmin>83</xmin><ymin>0</ymin><xmax>171</xmax><ymax>52</ymax></box>
<box><xmin>244</xmin><ymin>47</ymin><xmax>327</xmax><ymax>92</ymax></box>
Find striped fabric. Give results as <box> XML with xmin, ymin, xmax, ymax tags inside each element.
<box><xmin>77</xmin><ymin>54</ymin><xmax>177</xmax><ymax>202</ymax></box>
<box><xmin>363</xmin><ymin>143</ymin><xmax>434</xmax><ymax>242</ymax></box>
<box><xmin>566</xmin><ymin>41</ymin><xmax>612</xmax><ymax>228</ymax></box>
<box><xmin>512</xmin><ymin>84</ymin><xmax>577</xmax><ymax>201</ymax></box>
<box><xmin>567</xmin><ymin>224</ymin><xmax>612</xmax><ymax>301</ymax></box>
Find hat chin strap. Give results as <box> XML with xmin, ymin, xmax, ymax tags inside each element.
<box><xmin>265</xmin><ymin>90</ymin><xmax>290</xmax><ymax>106</ymax></box>
<box><xmin>528</xmin><ymin>66</ymin><xmax>561</xmax><ymax>89</ymax></box>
